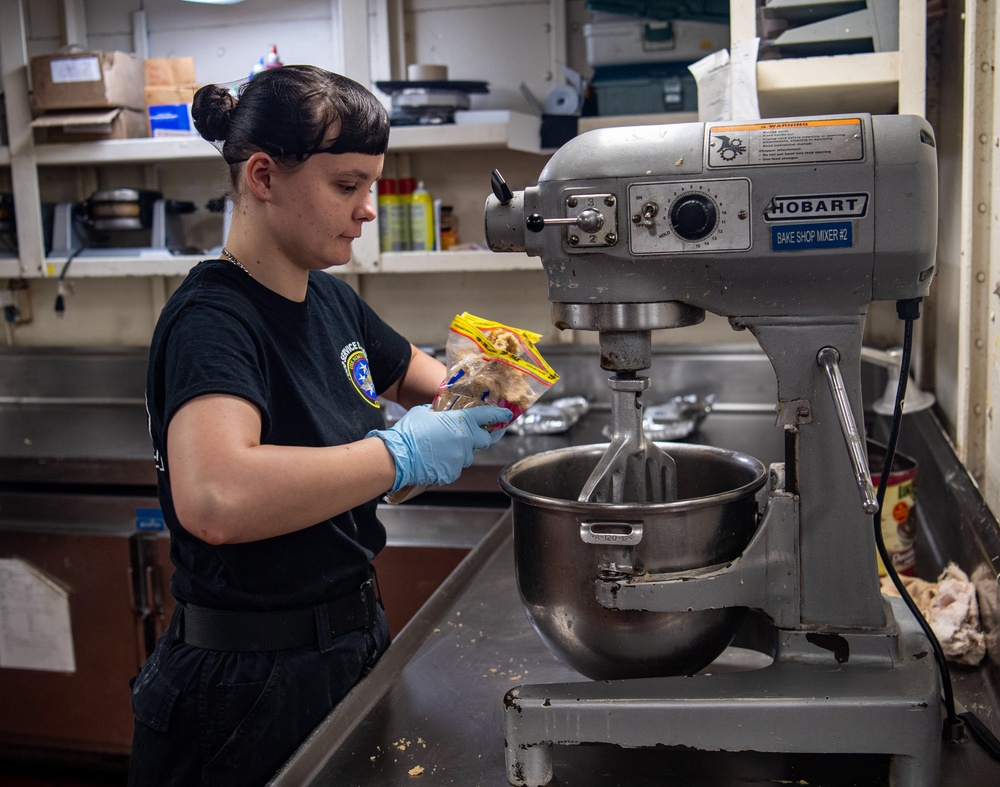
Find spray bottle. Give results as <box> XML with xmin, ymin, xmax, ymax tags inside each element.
<box><xmin>397</xmin><ymin>178</ymin><xmax>416</xmax><ymax>251</ymax></box>
<box><xmin>377</xmin><ymin>179</ymin><xmax>398</xmax><ymax>253</ymax></box>
<box><xmin>264</xmin><ymin>45</ymin><xmax>283</xmax><ymax>68</ymax></box>
<box><xmin>409</xmin><ymin>180</ymin><xmax>435</xmax><ymax>251</ymax></box>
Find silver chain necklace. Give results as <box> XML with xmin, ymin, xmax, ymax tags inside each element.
<box><xmin>221</xmin><ymin>247</ymin><xmax>252</xmax><ymax>277</ymax></box>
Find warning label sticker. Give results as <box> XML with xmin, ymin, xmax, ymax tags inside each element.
<box><xmin>707</xmin><ymin>118</ymin><xmax>864</xmax><ymax>168</ymax></box>
<box><xmin>771</xmin><ymin>221</ymin><xmax>854</xmax><ymax>251</ymax></box>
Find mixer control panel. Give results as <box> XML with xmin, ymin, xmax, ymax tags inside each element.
<box><xmin>628</xmin><ymin>178</ymin><xmax>751</xmax><ymax>255</ymax></box>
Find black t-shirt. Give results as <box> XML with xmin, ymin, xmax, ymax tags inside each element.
<box><xmin>146</xmin><ymin>260</ymin><xmax>411</xmax><ymax>611</ymax></box>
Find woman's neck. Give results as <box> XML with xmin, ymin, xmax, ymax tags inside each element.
<box><xmin>225</xmin><ymin>217</ymin><xmax>310</xmax><ymax>302</ymax></box>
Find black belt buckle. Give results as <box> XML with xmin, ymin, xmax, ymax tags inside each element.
<box><xmin>323</xmin><ymin>578</ymin><xmax>375</xmax><ymax>644</ymax></box>
<box><xmin>360</xmin><ymin>578</ymin><xmax>376</xmax><ymax>626</ymax></box>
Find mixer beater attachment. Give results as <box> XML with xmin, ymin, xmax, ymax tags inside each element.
<box><xmin>578</xmin><ymin>374</ymin><xmax>678</xmax><ymax>504</ymax></box>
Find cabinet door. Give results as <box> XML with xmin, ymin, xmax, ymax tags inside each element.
<box><xmin>0</xmin><ymin>528</ymin><xmax>138</xmax><ymax>756</ymax></box>
<box><xmin>373</xmin><ymin>545</ymin><xmax>469</xmax><ymax>637</ymax></box>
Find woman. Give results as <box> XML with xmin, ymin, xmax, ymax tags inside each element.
<box><xmin>128</xmin><ymin>65</ymin><xmax>511</xmax><ymax>786</ymax></box>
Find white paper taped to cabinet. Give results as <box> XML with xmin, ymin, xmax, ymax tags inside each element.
<box><xmin>0</xmin><ymin>558</ymin><xmax>76</xmax><ymax>673</ymax></box>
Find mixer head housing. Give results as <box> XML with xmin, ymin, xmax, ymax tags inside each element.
<box><xmin>486</xmin><ymin>114</ymin><xmax>936</xmax><ymax>343</ymax></box>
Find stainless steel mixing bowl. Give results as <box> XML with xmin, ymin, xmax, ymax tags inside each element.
<box><xmin>498</xmin><ymin>443</ymin><xmax>767</xmax><ymax>680</ymax></box>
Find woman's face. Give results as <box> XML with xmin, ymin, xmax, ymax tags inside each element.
<box><xmin>269</xmin><ymin>150</ymin><xmax>383</xmax><ymax>269</ymax></box>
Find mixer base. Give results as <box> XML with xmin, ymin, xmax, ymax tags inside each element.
<box><xmin>504</xmin><ymin>598</ymin><xmax>942</xmax><ymax>787</ymax></box>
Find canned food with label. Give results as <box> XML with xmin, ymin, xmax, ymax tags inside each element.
<box><xmin>868</xmin><ymin>439</ymin><xmax>918</xmax><ymax>576</ymax></box>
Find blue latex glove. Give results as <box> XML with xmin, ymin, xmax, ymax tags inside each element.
<box><xmin>368</xmin><ymin>404</ymin><xmax>512</xmax><ymax>492</ymax></box>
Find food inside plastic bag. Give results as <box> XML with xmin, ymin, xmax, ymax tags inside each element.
<box><xmin>384</xmin><ymin>312</ymin><xmax>559</xmax><ymax>504</ymax></box>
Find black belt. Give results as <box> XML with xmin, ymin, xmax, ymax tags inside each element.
<box><xmin>177</xmin><ymin>578</ymin><xmax>378</xmax><ymax>652</ymax></box>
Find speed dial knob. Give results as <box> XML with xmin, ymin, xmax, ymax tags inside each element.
<box><xmin>669</xmin><ymin>193</ymin><xmax>718</xmax><ymax>241</ymax></box>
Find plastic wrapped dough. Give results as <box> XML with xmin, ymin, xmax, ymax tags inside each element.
<box><xmin>385</xmin><ymin>312</ymin><xmax>559</xmax><ymax>504</ymax></box>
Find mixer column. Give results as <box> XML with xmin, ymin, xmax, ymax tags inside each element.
<box><xmin>599</xmin><ymin>330</ymin><xmax>651</xmax><ymax>373</ymax></box>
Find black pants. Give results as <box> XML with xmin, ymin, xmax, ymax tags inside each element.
<box><xmin>127</xmin><ymin>603</ymin><xmax>390</xmax><ymax>787</ymax></box>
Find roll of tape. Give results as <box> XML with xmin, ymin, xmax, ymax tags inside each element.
<box><xmin>543</xmin><ymin>85</ymin><xmax>581</xmax><ymax>116</ymax></box>
<box><xmin>407</xmin><ymin>64</ymin><xmax>448</xmax><ymax>82</ymax></box>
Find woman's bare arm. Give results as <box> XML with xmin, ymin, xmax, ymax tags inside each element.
<box><xmin>382</xmin><ymin>344</ymin><xmax>447</xmax><ymax>408</ymax></box>
<box><xmin>167</xmin><ymin>393</ymin><xmax>397</xmax><ymax>545</ymax></box>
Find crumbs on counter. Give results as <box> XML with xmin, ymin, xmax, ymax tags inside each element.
<box><xmin>394</xmin><ymin>736</ymin><xmax>427</xmax><ymax>752</ymax></box>
<box><xmin>484</xmin><ymin>657</ymin><xmax>530</xmax><ymax>681</ymax></box>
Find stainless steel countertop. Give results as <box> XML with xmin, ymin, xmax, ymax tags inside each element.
<box><xmin>271</xmin><ymin>508</ymin><xmax>1000</xmax><ymax>786</ymax></box>
<box><xmin>2</xmin><ymin>347</ymin><xmax>998</xmax><ymax>782</ymax></box>
<box><xmin>270</xmin><ymin>403</ymin><xmax>1000</xmax><ymax>787</ymax></box>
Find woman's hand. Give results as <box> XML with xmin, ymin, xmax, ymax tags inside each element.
<box><xmin>368</xmin><ymin>404</ymin><xmax>512</xmax><ymax>490</ymax></box>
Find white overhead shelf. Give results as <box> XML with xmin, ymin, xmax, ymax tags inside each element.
<box><xmin>26</xmin><ymin>112</ymin><xmax>545</xmax><ymax>168</ymax></box>
<box><xmin>33</xmin><ymin>250</ymin><xmax>541</xmax><ymax>278</ymax></box>
<box><xmin>39</xmin><ymin>253</ymin><xmax>205</xmax><ymax>278</ymax></box>
<box><xmin>387</xmin><ymin>112</ymin><xmax>543</xmax><ymax>154</ymax></box>
<box><xmin>379</xmin><ymin>249</ymin><xmax>540</xmax><ymax>274</ymax></box>
<box><xmin>33</xmin><ymin>136</ymin><xmax>219</xmax><ymax>166</ymax></box>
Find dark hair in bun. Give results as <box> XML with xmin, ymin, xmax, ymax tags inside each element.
<box><xmin>191</xmin><ymin>83</ymin><xmax>237</xmax><ymax>143</ymax></box>
<box><xmin>192</xmin><ymin>65</ymin><xmax>389</xmax><ymax>189</ymax></box>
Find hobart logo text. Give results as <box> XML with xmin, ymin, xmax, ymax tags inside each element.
<box><xmin>764</xmin><ymin>193</ymin><xmax>868</xmax><ymax>222</ymax></box>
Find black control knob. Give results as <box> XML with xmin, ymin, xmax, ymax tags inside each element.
<box><xmin>669</xmin><ymin>194</ymin><xmax>718</xmax><ymax>241</ymax></box>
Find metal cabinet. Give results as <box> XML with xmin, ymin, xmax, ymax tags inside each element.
<box><xmin>0</xmin><ymin>491</ymin><xmax>167</xmax><ymax>761</ymax></box>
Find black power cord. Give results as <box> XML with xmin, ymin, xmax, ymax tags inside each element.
<box><xmin>54</xmin><ymin>244</ymin><xmax>86</xmax><ymax>316</ymax></box>
<box><xmin>875</xmin><ymin>298</ymin><xmax>1000</xmax><ymax>760</ymax></box>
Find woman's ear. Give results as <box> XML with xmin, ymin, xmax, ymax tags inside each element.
<box><xmin>243</xmin><ymin>152</ymin><xmax>275</xmax><ymax>201</ymax></box>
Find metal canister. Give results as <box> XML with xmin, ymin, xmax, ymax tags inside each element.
<box><xmin>867</xmin><ymin>439</ymin><xmax>918</xmax><ymax>576</ymax></box>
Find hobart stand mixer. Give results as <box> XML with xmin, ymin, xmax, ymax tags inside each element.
<box><xmin>486</xmin><ymin>114</ymin><xmax>943</xmax><ymax>786</ymax></box>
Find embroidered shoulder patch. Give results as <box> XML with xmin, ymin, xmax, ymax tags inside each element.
<box><xmin>340</xmin><ymin>342</ymin><xmax>380</xmax><ymax>407</ymax></box>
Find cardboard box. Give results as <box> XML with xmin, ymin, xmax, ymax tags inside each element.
<box><xmin>148</xmin><ymin>104</ymin><xmax>195</xmax><ymax>137</ymax></box>
<box><xmin>142</xmin><ymin>58</ymin><xmax>197</xmax><ymax>136</ymax></box>
<box><xmin>145</xmin><ymin>57</ymin><xmax>196</xmax><ymax>87</ymax></box>
<box><xmin>31</xmin><ymin>51</ymin><xmax>145</xmax><ymax>112</ymax></box>
<box><xmin>31</xmin><ymin>108</ymin><xmax>148</xmax><ymax>143</ymax></box>
<box><xmin>145</xmin><ymin>85</ymin><xmax>196</xmax><ymax>106</ymax></box>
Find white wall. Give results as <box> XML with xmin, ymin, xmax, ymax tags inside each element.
<box><xmin>22</xmin><ymin>0</ymin><xmax>344</xmax><ymax>82</ymax></box>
